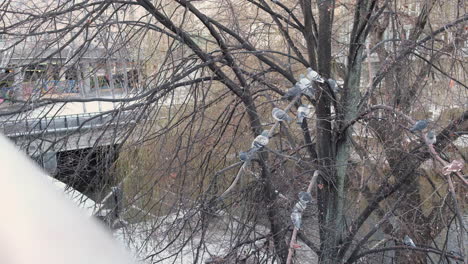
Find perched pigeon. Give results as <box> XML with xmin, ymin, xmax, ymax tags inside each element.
<box><xmin>239</xmin><ymin>149</ymin><xmax>256</xmax><ymax>163</ymax></box>
<box><xmin>298</xmin><ymin>191</ymin><xmax>312</xmax><ymax>204</ymax></box>
<box><xmin>443</xmin><ymin>159</ymin><xmax>464</xmax><ymax>175</ymax></box>
<box><xmin>251</xmin><ymin>130</ymin><xmax>269</xmax><ymax>149</ymax></box>
<box><xmin>272</xmin><ymin>107</ymin><xmax>292</xmax><ymax>122</ymax></box>
<box><xmin>282</xmin><ymin>84</ymin><xmax>302</xmax><ymax>100</ymax></box>
<box><xmin>297</xmin><ymin>104</ymin><xmax>310</xmax><ymax>124</ymax></box>
<box><xmin>409</xmin><ymin>120</ymin><xmax>428</xmax><ymax>132</ymax></box>
<box><xmin>290</xmin><ymin>199</ymin><xmax>308</xmax><ymax>229</ymax></box>
<box><xmin>306</xmin><ymin>67</ymin><xmax>325</xmax><ymax>83</ymax></box>
<box><xmin>403</xmin><ymin>235</ymin><xmax>416</xmax><ymax>247</ymax></box>
<box><xmin>298</xmin><ymin>74</ymin><xmax>312</xmax><ymax>89</ymax></box>
<box><xmin>239</xmin><ymin>151</ymin><xmax>248</xmax><ymax>161</ymax></box>
<box><xmin>327</xmin><ymin>78</ymin><xmax>340</xmax><ymax>94</ymax></box>
<box><xmin>297</xmin><ymin>81</ymin><xmax>315</xmax><ymax>98</ymax></box>
<box><xmin>290</xmin><ymin>211</ymin><xmax>302</xmax><ymax>230</ymax></box>
<box><xmin>425</xmin><ymin>131</ymin><xmax>436</xmax><ymax>145</ymax></box>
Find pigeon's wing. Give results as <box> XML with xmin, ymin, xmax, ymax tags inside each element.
<box><xmin>298</xmin><ymin>191</ymin><xmax>312</xmax><ymax>203</ymax></box>
<box><xmin>253</xmin><ymin>135</ymin><xmax>268</xmax><ymax>148</ymax></box>
<box><xmin>297</xmin><ymin>112</ymin><xmax>306</xmax><ymax>124</ymax></box>
<box><xmin>274</xmin><ymin>109</ymin><xmax>290</xmax><ymax>121</ymax></box>
<box><xmin>302</xmin><ymin>87</ymin><xmax>314</xmax><ymax>97</ymax></box>
<box><xmin>239</xmin><ymin>151</ymin><xmax>248</xmax><ymax>161</ymax></box>
<box><xmin>283</xmin><ymin>86</ymin><xmax>300</xmax><ymax>100</ymax></box>
<box><xmin>290</xmin><ymin>211</ymin><xmax>302</xmax><ymax>229</ymax></box>
<box><xmin>409</xmin><ymin>122</ymin><xmax>420</xmax><ymax>132</ymax></box>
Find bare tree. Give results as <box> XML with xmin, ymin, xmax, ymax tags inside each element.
<box><xmin>0</xmin><ymin>0</ymin><xmax>466</xmax><ymax>263</ymax></box>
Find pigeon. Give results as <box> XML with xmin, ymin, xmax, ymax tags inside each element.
<box><xmin>403</xmin><ymin>235</ymin><xmax>416</xmax><ymax>247</ymax></box>
<box><xmin>326</xmin><ymin>78</ymin><xmax>340</xmax><ymax>94</ymax></box>
<box><xmin>442</xmin><ymin>159</ymin><xmax>464</xmax><ymax>175</ymax></box>
<box><xmin>290</xmin><ymin>199</ymin><xmax>308</xmax><ymax>229</ymax></box>
<box><xmin>272</xmin><ymin>107</ymin><xmax>292</xmax><ymax>122</ymax></box>
<box><xmin>306</xmin><ymin>67</ymin><xmax>325</xmax><ymax>83</ymax></box>
<box><xmin>239</xmin><ymin>151</ymin><xmax>250</xmax><ymax>162</ymax></box>
<box><xmin>290</xmin><ymin>211</ymin><xmax>302</xmax><ymax>230</ymax></box>
<box><xmin>239</xmin><ymin>151</ymin><xmax>248</xmax><ymax>161</ymax></box>
<box><xmin>251</xmin><ymin>130</ymin><xmax>269</xmax><ymax>149</ymax></box>
<box><xmin>239</xmin><ymin>148</ymin><xmax>257</xmax><ymax>163</ymax></box>
<box><xmin>409</xmin><ymin>120</ymin><xmax>428</xmax><ymax>132</ymax></box>
<box><xmin>297</xmin><ymin>104</ymin><xmax>310</xmax><ymax>124</ymax></box>
<box><xmin>282</xmin><ymin>84</ymin><xmax>302</xmax><ymax>100</ymax></box>
<box><xmin>296</xmin><ymin>81</ymin><xmax>315</xmax><ymax>98</ymax></box>
<box><xmin>297</xmin><ymin>75</ymin><xmax>316</xmax><ymax>98</ymax></box>
<box><xmin>298</xmin><ymin>74</ymin><xmax>312</xmax><ymax>89</ymax></box>
<box><xmin>425</xmin><ymin>131</ymin><xmax>436</xmax><ymax>145</ymax></box>
<box><xmin>298</xmin><ymin>191</ymin><xmax>312</xmax><ymax>204</ymax></box>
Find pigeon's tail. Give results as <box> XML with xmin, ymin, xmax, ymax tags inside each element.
<box><xmin>296</xmin><ymin>116</ymin><xmax>304</xmax><ymax>124</ymax></box>
<box><xmin>304</xmin><ymin>90</ymin><xmax>314</xmax><ymax>98</ymax></box>
<box><xmin>247</xmin><ymin>147</ymin><xmax>258</xmax><ymax>155</ymax></box>
<box><xmin>290</xmin><ymin>211</ymin><xmax>302</xmax><ymax>230</ymax></box>
<box><xmin>252</xmin><ymin>142</ymin><xmax>264</xmax><ymax>150</ymax></box>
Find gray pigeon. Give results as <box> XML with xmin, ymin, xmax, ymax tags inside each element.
<box><xmin>297</xmin><ymin>75</ymin><xmax>316</xmax><ymax>98</ymax></box>
<box><xmin>251</xmin><ymin>130</ymin><xmax>269</xmax><ymax>149</ymax></box>
<box><xmin>403</xmin><ymin>235</ymin><xmax>416</xmax><ymax>247</ymax></box>
<box><xmin>298</xmin><ymin>74</ymin><xmax>311</xmax><ymax>89</ymax></box>
<box><xmin>298</xmin><ymin>191</ymin><xmax>312</xmax><ymax>204</ymax></box>
<box><xmin>239</xmin><ymin>148</ymin><xmax>257</xmax><ymax>162</ymax></box>
<box><xmin>290</xmin><ymin>211</ymin><xmax>302</xmax><ymax>229</ymax></box>
<box><xmin>239</xmin><ymin>151</ymin><xmax>252</xmax><ymax>162</ymax></box>
<box><xmin>306</xmin><ymin>67</ymin><xmax>325</xmax><ymax>83</ymax></box>
<box><xmin>296</xmin><ymin>104</ymin><xmax>310</xmax><ymax>124</ymax></box>
<box><xmin>239</xmin><ymin>151</ymin><xmax>248</xmax><ymax>161</ymax></box>
<box><xmin>409</xmin><ymin>120</ymin><xmax>428</xmax><ymax>132</ymax></box>
<box><xmin>327</xmin><ymin>78</ymin><xmax>340</xmax><ymax>93</ymax></box>
<box><xmin>282</xmin><ymin>84</ymin><xmax>302</xmax><ymax>100</ymax></box>
<box><xmin>296</xmin><ymin>81</ymin><xmax>315</xmax><ymax>98</ymax></box>
<box><xmin>290</xmin><ymin>200</ymin><xmax>307</xmax><ymax>229</ymax></box>
<box><xmin>425</xmin><ymin>131</ymin><xmax>436</xmax><ymax>145</ymax></box>
<box><xmin>272</xmin><ymin>107</ymin><xmax>292</xmax><ymax>122</ymax></box>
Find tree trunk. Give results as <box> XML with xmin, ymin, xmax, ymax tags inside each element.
<box><xmin>315</xmin><ymin>0</ymin><xmax>339</xmax><ymax>262</ymax></box>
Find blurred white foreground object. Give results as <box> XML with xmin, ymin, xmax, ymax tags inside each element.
<box><xmin>0</xmin><ymin>135</ymin><xmax>135</xmax><ymax>264</ymax></box>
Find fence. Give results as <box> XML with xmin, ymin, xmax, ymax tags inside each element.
<box><xmin>0</xmin><ymin>111</ymin><xmax>135</xmax><ymax>137</ymax></box>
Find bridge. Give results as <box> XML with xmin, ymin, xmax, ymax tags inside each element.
<box><xmin>0</xmin><ymin>101</ymin><xmax>141</xmax><ymax>197</ymax></box>
<box><xmin>2</xmin><ymin>110</ymin><xmax>137</xmax><ymax>152</ymax></box>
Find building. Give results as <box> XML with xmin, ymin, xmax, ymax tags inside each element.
<box><xmin>0</xmin><ymin>0</ymin><xmax>144</xmax><ymax>103</ymax></box>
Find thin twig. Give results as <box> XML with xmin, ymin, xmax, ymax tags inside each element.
<box><xmin>218</xmin><ymin>94</ymin><xmax>301</xmax><ymax>200</ymax></box>
<box><xmin>286</xmin><ymin>170</ymin><xmax>321</xmax><ymax>264</ymax></box>
<box><xmin>426</xmin><ymin>142</ymin><xmax>467</xmax><ymax>260</ymax></box>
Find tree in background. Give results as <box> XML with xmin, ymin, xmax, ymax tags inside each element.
<box><xmin>0</xmin><ymin>0</ymin><xmax>466</xmax><ymax>263</ymax></box>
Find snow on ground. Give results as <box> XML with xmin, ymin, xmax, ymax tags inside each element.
<box><xmin>112</xmin><ymin>209</ymin><xmax>318</xmax><ymax>264</ymax></box>
<box><xmin>44</xmin><ymin>170</ymin><xmax>320</xmax><ymax>263</ymax></box>
<box><xmin>113</xmin><ymin>213</ymin><xmax>270</xmax><ymax>263</ymax></box>
<box><xmin>28</xmin><ymin>100</ymin><xmax>121</xmax><ymax>118</ymax></box>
